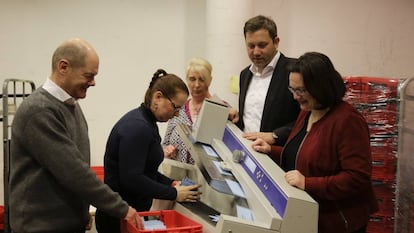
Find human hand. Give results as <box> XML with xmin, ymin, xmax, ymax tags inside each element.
<box><xmin>175</xmin><ymin>184</ymin><xmax>202</xmax><ymax>202</ymax></box>
<box><xmin>163</xmin><ymin>145</ymin><xmax>177</xmax><ymax>159</ymax></box>
<box><xmin>228</xmin><ymin>108</ymin><xmax>239</xmax><ymax>123</ymax></box>
<box><xmin>124</xmin><ymin>206</ymin><xmax>144</xmax><ymax>230</ymax></box>
<box><xmin>243</xmin><ymin>132</ymin><xmax>275</xmax><ymax>144</ymax></box>
<box><xmin>251</xmin><ymin>138</ymin><xmax>271</xmax><ymax>154</ymax></box>
<box><xmin>285</xmin><ymin>170</ymin><xmax>305</xmax><ymax>190</ymax></box>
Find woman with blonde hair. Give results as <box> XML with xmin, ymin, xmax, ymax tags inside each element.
<box><xmin>162</xmin><ymin>57</ymin><xmax>214</xmax><ymax>164</ymax></box>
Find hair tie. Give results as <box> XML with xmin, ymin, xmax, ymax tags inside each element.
<box><xmin>149</xmin><ymin>69</ymin><xmax>167</xmax><ymax>88</ymax></box>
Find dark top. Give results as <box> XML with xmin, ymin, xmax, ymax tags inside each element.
<box><xmin>237</xmin><ymin>53</ymin><xmax>300</xmax><ymax>145</ymax></box>
<box><xmin>282</xmin><ymin>114</ymin><xmax>309</xmax><ymax>171</ymax></box>
<box><xmin>103</xmin><ymin>104</ymin><xmax>177</xmax><ymax>211</ymax></box>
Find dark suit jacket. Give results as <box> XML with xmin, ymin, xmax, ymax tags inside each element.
<box><xmin>237</xmin><ymin>53</ymin><xmax>300</xmax><ymax>145</ymax></box>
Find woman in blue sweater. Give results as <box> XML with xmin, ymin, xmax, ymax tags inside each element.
<box><xmin>95</xmin><ymin>69</ymin><xmax>201</xmax><ymax>233</ymax></box>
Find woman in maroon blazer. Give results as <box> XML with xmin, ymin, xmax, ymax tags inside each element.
<box><xmin>252</xmin><ymin>52</ymin><xmax>378</xmax><ymax>233</ymax></box>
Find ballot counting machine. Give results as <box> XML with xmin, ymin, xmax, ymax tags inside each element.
<box><xmin>159</xmin><ymin>99</ymin><xmax>318</xmax><ymax>233</ymax></box>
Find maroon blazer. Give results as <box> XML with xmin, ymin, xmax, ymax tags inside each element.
<box><xmin>271</xmin><ymin>101</ymin><xmax>378</xmax><ymax>233</ymax></box>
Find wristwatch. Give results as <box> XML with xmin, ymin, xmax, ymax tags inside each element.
<box><xmin>272</xmin><ymin>132</ymin><xmax>278</xmax><ymax>140</ymax></box>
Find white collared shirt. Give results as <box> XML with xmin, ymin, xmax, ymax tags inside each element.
<box><xmin>42</xmin><ymin>78</ymin><xmax>77</xmax><ymax>105</ymax></box>
<box><xmin>243</xmin><ymin>51</ymin><xmax>280</xmax><ymax>133</ymax></box>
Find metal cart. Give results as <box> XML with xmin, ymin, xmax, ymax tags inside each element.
<box><xmin>395</xmin><ymin>77</ymin><xmax>414</xmax><ymax>233</ymax></box>
<box><xmin>1</xmin><ymin>79</ymin><xmax>36</xmax><ymax>233</ymax></box>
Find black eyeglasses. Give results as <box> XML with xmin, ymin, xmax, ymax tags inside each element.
<box><xmin>163</xmin><ymin>94</ymin><xmax>181</xmax><ymax>112</ymax></box>
<box><xmin>288</xmin><ymin>86</ymin><xmax>307</xmax><ymax>96</ymax></box>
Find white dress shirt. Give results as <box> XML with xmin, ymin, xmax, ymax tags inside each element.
<box><xmin>42</xmin><ymin>78</ymin><xmax>77</xmax><ymax>105</ymax></box>
<box><xmin>243</xmin><ymin>51</ymin><xmax>280</xmax><ymax>133</ymax></box>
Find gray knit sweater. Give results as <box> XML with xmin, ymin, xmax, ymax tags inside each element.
<box><xmin>9</xmin><ymin>88</ymin><xmax>128</xmax><ymax>233</ymax></box>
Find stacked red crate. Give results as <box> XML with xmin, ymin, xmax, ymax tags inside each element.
<box><xmin>343</xmin><ymin>76</ymin><xmax>402</xmax><ymax>233</ymax></box>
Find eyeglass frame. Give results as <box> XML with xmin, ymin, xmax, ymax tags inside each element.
<box><xmin>288</xmin><ymin>86</ymin><xmax>307</xmax><ymax>96</ymax></box>
<box><xmin>162</xmin><ymin>93</ymin><xmax>181</xmax><ymax>112</ymax></box>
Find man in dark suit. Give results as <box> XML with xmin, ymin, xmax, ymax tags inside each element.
<box><xmin>236</xmin><ymin>15</ymin><xmax>300</xmax><ymax>146</ymax></box>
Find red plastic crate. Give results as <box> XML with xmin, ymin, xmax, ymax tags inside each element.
<box><xmin>122</xmin><ymin>210</ymin><xmax>202</xmax><ymax>233</ymax></box>
<box><xmin>361</xmin><ymin>77</ymin><xmax>400</xmax><ymax>103</ymax></box>
<box><xmin>91</xmin><ymin>166</ymin><xmax>104</xmax><ymax>182</ymax></box>
<box><xmin>371</xmin><ymin>181</ymin><xmax>395</xmax><ymax>217</ymax></box>
<box><xmin>370</xmin><ymin>137</ymin><xmax>397</xmax><ymax>157</ymax></box>
<box><xmin>360</xmin><ymin>101</ymin><xmax>398</xmax><ymax>125</ymax></box>
<box><xmin>367</xmin><ymin>214</ymin><xmax>394</xmax><ymax>233</ymax></box>
<box><xmin>368</xmin><ymin>124</ymin><xmax>397</xmax><ymax>137</ymax></box>
<box><xmin>343</xmin><ymin>76</ymin><xmax>364</xmax><ymax>104</ymax></box>
<box><xmin>343</xmin><ymin>76</ymin><xmax>402</xmax><ymax>103</ymax></box>
<box><xmin>374</xmin><ymin>189</ymin><xmax>395</xmax><ymax>216</ymax></box>
<box><xmin>376</xmin><ymin>197</ymin><xmax>394</xmax><ymax>217</ymax></box>
<box><xmin>372</xmin><ymin>180</ymin><xmax>394</xmax><ymax>196</ymax></box>
<box><xmin>371</xmin><ymin>154</ymin><xmax>396</xmax><ymax>182</ymax></box>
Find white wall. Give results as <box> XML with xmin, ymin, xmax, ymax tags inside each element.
<box><xmin>0</xmin><ymin>0</ymin><xmax>203</xmax><ymax>164</ymax></box>
<box><xmin>1</xmin><ymin>0</ymin><xmax>414</xmax><ymax>206</ymax></box>
<box><xmin>0</xmin><ymin>0</ymin><xmax>206</xmax><ymax>206</ymax></box>
<box><xmin>254</xmin><ymin>0</ymin><xmax>414</xmax><ymax>78</ymax></box>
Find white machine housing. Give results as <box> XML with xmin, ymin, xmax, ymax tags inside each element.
<box><xmin>160</xmin><ymin>121</ymin><xmax>318</xmax><ymax>233</ymax></box>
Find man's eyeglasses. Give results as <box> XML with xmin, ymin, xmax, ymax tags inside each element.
<box><xmin>288</xmin><ymin>86</ymin><xmax>307</xmax><ymax>96</ymax></box>
<box><xmin>164</xmin><ymin>94</ymin><xmax>181</xmax><ymax>112</ymax></box>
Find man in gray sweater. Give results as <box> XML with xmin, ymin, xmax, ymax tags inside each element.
<box><xmin>9</xmin><ymin>38</ymin><xmax>143</xmax><ymax>233</ymax></box>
